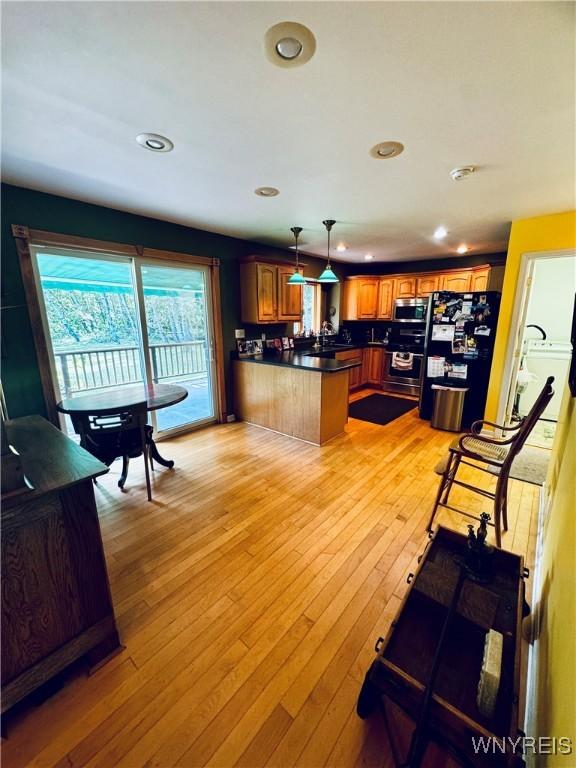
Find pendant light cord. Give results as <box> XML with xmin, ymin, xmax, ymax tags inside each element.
<box><xmin>323</xmin><ymin>219</ymin><xmax>336</xmax><ymax>269</ymax></box>
<box><xmin>290</xmin><ymin>226</ymin><xmax>303</xmax><ymax>272</ymax></box>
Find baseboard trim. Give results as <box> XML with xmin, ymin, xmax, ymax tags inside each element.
<box><xmin>523</xmin><ymin>481</ymin><xmax>549</xmax><ymax>768</ymax></box>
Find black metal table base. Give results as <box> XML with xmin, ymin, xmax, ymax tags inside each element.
<box><xmin>148</xmin><ymin>434</ymin><xmax>174</xmax><ymax>469</ymax></box>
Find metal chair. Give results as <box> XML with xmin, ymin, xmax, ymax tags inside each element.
<box><xmin>70</xmin><ymin>402</ymin><xmax>152</xmax><ymax>501</ymax></box>
<box><xmin>426</xmin><ymin>376</ymin><xmax>554</xmax><ymax>546</ymax></box>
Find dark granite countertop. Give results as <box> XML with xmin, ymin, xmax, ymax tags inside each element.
<box><xmin>234</xmin><ymin>351</ymin><xmax>362</xmax><ymax>373</ymax></box>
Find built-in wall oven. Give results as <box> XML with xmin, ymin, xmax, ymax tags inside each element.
<box><xmin>393</xmin><ymin>297</ymin><xmax>428</xmax><ymax>323</ymax></box>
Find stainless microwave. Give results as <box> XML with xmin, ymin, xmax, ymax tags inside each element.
<box><xmin>393</xmin><ymin>297</ymin><xmax>428</xmax><ymax>323</ymax></box>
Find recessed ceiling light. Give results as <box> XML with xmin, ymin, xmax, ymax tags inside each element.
<box><xmin>275</xmin><ymin>37</ymin><xmax>303</xmax><ymax>60</ymax></box>
<box><xmin>364</xmin><ymin>254</ymin><xmax>374</xmax><ymax>261</ymax></box>
<box><xmin>457</xmin><ymin>245</ymin><xmax>469</xmax><ymax>254</ymax></box>
<box><xmin>370</xmin><ymin>141</ymin><xmax>404</xmax><ymax>160</ymax></box>
<box><xmin>450</xmin><ymin>166</ymin><xmax>475</xmax><ymax>181</ymax></box>
<box><xmin>336</xmin><ymin>243</ymin><xmax>347</xmax><ymax>252</ymax></box>
<box><xmin>254</xmin><ymin>186</ymin><xmax>279</xmax><ymax>197</ymax></box>
<box><xmin>433</xmin><ymin>226</ymin><xmax>448</xmax><ymax>240</ymax></box>
<box><xmin>265</xmin><ymin>22</ymin><xmax>316</xmax><ymax>68</ymax></box>
<box><xmin>136</xmin><ymin>133</ymin><xmax>174</xmax><ymax>152</ymax></box>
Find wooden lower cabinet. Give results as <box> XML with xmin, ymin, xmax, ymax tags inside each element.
<box><xmin>364</xmin><ymin>347</ymin><xmax>384</xmax><ymax>385</ymax></box>
<box><xmin>338</xmin><ymin>347</ymin><xmax>384</xmax><ymax>391</ymax></box>
<box><xmin>335</xmin><ymin>348</ymin><xmax>364</xmax><ymax>390</ymax></box>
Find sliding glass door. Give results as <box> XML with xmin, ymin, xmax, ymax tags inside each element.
<box><xmin>32</xmin><ymin>247</ymin><xmax>217</xmax><ymax>437</ymax></box>
<box><xmin>138</xmin><ymin>262</ymin><xmax>215</xmax><ymax>432</ymax></box>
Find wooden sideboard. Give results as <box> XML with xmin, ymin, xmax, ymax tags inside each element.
<box><xmin>342</xmin><ymin>265</ymin><xmax>491</xmax><ymax>321</ymax></box>
<box><xmin>1</xmin><ymin>416</ymin><xmax>120</xmax><ymax>713</ymax></box>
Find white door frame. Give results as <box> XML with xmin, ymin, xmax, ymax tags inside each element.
<box><xmin>497</xmin><ymin>248</ymin><xmax>575</xmax><ymax>426</ymax></box>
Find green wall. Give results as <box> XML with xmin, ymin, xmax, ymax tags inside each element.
<box><xmin>1</xmin><ymin>182</ymin><xmax>507</xmax><ymax>420</ymax></box>
<box><xmin>1</xmin><ymin>183</ymin><xmax>332</xmax><ymax>418</ymax></box>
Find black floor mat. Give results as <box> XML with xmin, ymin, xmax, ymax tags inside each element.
<box><xmin>349</xmin><ymin>393</ymin><xmax>417</xmax><ymax>426</ymax></box>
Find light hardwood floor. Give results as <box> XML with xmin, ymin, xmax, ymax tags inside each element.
<box><xmin>2</xmin><ymin>390</ymin><xmax>539</xmax><ymax>768</ymax></box>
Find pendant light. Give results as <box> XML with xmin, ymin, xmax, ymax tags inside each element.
<box><xmin>318</xmin><ymin>219</ymin><xmax>339</xmax><ymax>283</ymax></box>
<box><xmin>287</xmin><ymin>226</ymin><xmax>306</xmax><ymax>285</ymax></box>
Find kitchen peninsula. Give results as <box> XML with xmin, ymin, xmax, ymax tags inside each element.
<box><xmin>233</xmin><ymin>351</ymin><xmax>361</xmax><ymax>445</ymax></box>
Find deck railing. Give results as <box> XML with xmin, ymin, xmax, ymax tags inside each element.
<box><xmin>54</xmin><ymin>341</ymin><xmax>207</xmax><ymax>396</ymax></box>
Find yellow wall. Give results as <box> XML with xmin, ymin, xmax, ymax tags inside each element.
<box><xmin>485</xmin><ymin>210</ymin><xmax>576</xmax><ymax>421</ymax></box>
<box><xmin>533</xmin><ymin>378</ymin><xmax>576</xmax><ymax>765</ymax></box>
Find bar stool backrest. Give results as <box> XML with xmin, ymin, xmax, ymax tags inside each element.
<box><xmin>500</xmin><ymin>376</ymin><xmax>555</xmax><ymax>472</ymax></box>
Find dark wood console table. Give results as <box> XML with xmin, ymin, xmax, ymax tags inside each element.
<box><xmin>357</xmin><ymin>526</ymin><xmax>528</xmax><ymax>767</ymax></box>
<box><xmin>1</xmin><ymin>416</ymin><xmax>121</xmax><ymax>714</ymax></box>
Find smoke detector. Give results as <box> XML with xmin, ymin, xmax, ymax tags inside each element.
<box><xmin>450</xmin><ymin>166</ymin><xmax>475</xmax><ymax>181</ymax></box>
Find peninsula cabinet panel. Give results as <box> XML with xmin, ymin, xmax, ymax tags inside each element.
<box><xmin>277</xmin><ymin>266</ymin><xmax>303</xmax><ymax>321</ymax></box>
<box><xmin>357</xmin><ymin>279</ymin><xmax>379</xmax><ymax>319</ymax></box>
<box><xmin>233</xmin><ymin>361</ymin><xmax>350</xmax><ymax>445</ymax></box>
<box><xmin>377</xmin><ymin>279</ymin><xmax>394</xmax><ymax>319</ymax></box>
<box><xmin>441</xmin><ymin>271</ymin><xmax>472</xmax><ymax>293</ymax></box>
<box><xmin>394</xmin><ymin>277</ymin><xmax>416</xmax><ymax>299</ymax></box>
<box><xmin>416</xmin><ymin>274</ymin><xmax>441</xmax><ymax>297</ymax></box>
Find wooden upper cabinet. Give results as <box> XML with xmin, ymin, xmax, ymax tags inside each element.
<box><xmin>470</xmin><ymin>266</ymin><xmax>490</xmax><ymax>292</ymax></box>
<box><xmin>416</xmin><ymin>274</ymin><xmax>441</xmax><ymax>297</ymax></box>
<box><xmin>394</xmin><ymin>277</ymin><xmax>416</xmax><ymax>299</ymax></box>
<box><xmin>357</xmin><ymin>278</ymin><xmax>379</xmax><ymax>319</ymax></box>
<box><xmin>340</xmin><ymin>265</ymin><xmax>491</xmax><ymax>320</ymax></box>
<box><xmin>240</xmin><ymin>260</ymin><xmax>303</xmax><ymax>323</ymax></box>
<box><xmin>277</xmin><ymin>266</ymin><xmax>303</xmax><ymax>321</ymax></box>
<box><xmin>441</xmin><ymin>271</ymin><xmax>472</xmax><ymax>293</ymax></box>
<box><xmin>256</xmin><ymin>264</ymin><xmax>277</xmax><ymax>322</ymax></box>
<box><xmin>377</xmin><ymin>279</ymin><xmax>394</xmax><ymax>319</ymax></box>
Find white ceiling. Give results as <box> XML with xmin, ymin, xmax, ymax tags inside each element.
<box><xmin>2</xmin><ymin>1</ymin><xmax>574</xmax><ymax>263</ymax></box>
